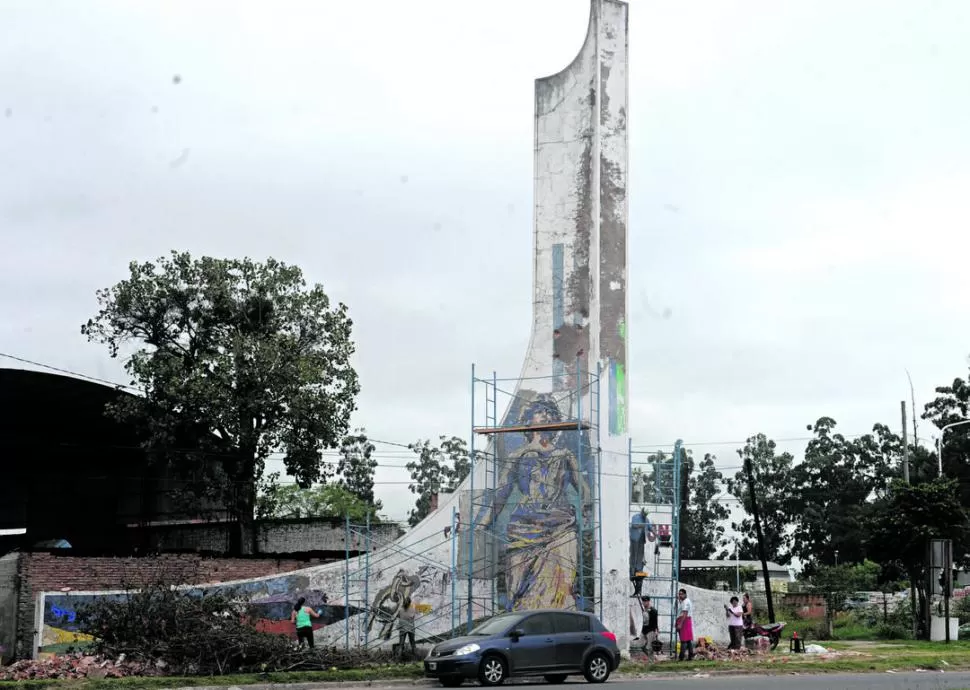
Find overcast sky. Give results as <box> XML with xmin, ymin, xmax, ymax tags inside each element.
<box><xmin>3</xmin><ymin>0</ymin><xmax>970</xmax><ymax>521</ymax></box>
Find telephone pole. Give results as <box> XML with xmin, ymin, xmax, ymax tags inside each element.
<box><xmin>901</xmin><ymin>400</ymin><xmax>910</xmax><ymax>483</ymax></box>
<box><xmin>745</xmin><ymin>456</ymin><xmax>775</xmax><ymax>623</ymax></box>
<box><xmin>901</xmin><ymin>400</ymin><xmax>917</xmax><ymax>637</ymax></box>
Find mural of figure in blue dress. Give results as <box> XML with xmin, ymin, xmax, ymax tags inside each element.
<box><xmin>475</xmin><ymin>391</ymin><xmax>595</xmax><ymax>612</ymax></box>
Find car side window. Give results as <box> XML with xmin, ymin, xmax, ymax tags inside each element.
<box><xmin>519</xmin><ymin>614</ymin><xmax>553</xmax><ymax>636</ymax></box>
<box><xmin>551</xmin><ymin>613</ymin><xmax>590</xmax><ymax>633</ymax></box>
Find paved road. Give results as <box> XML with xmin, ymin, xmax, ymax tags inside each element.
<box><xmin>354</xmin><ymin>673</ymin><xmax>970</xmax><ymax>690</ymax></box>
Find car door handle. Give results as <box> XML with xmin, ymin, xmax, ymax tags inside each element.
<box><xmin>583</xmin><ymin>635</ymin><xmax>592</xmax><ymax>640</ymax></box>
<box><xmin>545</xmin><ymin>638</ymin><xmax>555</xmax><ymax>642</ymax></box>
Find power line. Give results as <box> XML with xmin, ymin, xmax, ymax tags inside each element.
<box><xmin>0</xmin><ymin>351</ymin><xmax>140</xmax><ymax>391</ymax></box>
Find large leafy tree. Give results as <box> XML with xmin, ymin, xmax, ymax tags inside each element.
<box><xmin>867</xmin><ymin>478</ymin><xmax>970</xmax><ymax>636</ymax></box>
<box><xmin>337</xmin><ymin>429</ymin><xmax>380</xmax><ymax>510</ymax></box>
<box><xmin>681</xmin><ymin>453</ymin><xmax>730</xmax><ymax>559</ymax></box>
<box><xmin>724</xmin><ymin>434</ymin><xmax>794</xmax><ymax>565</ymax></box>
<box><xmin>256</xmin><ymin>474</ymin><xmax>380</xmax><ymax>523</ymax></box>
<box><xmin>788</xmin><ymin>418</ymin><xmax>897</xmax><ymax>571</ymax></box>
<box><xmin>82</xmin><ymin>252</ymin><xmax>359</xmax><ymax>554</ymax></box>
<box><xmin>923</xmin><ymin>373</ymin><xmax>970</xmax><ymax>498</ymax></box>
<box><xmin>406</xmin><ymin>435</ymin><xmax>473</xmax><ymax>527</ymax></box>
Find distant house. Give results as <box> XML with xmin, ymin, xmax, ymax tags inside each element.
<box><xmin>681</xmin><ymin>559</ymin><xmax>794</xmax><ymax>592</ymax></box>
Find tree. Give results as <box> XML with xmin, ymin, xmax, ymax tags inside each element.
<box><xmin>923</xmin><ymin>373</ymin><xmax>970</xmax><ymax>497</ymax></box>
<box><xmin>866</xmin><ymin>478</ymin><xmax>970</xmax><ymax>636</ymax></box>
<box><xmin>638</xmin><ymin>448</ymin><xmax>688</xmax><ymax>505</ymax></box>
<box><xmin>723</xmin><ymin>434</ymin><xmax>795</xmax><ymax>565</ymax></box>
<box><xmin>406</xmin><ymin>435</ymin><xmax>473</xmax><ymax>527</ymax></box>
<box><xmin>82</xmin><ymin>252</ymin><xmax>360</xmax><ymax>554</ymax></box>
<box><xmin>681</xmin><ymin>453</ymin><xmax>730</xmax><ymax>559</ymax></box>
<box><xmin>337</xmin><ymin>429</ymin><xmax>381</xmax><ymax>510</ymax></box>
<box><xmin>788</xmin><ymin>418</ymin><xmax>897</xmax><ymax>571</ymax></box>
<box><xmin>811</xmin><ymin>560</ymin><xmax>881</xmax><ymax>634</ymax></box>
<box><xmin>256</xmin><ymin>473</ymin><xmax>380</xmax><ymax>523</ymax></box>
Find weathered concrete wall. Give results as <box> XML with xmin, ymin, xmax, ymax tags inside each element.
<box><xmin>0</xmin><ymin>554</ymin><xmax>18</xmax><ymax>663</ymax></box>
<box><xmin>19</xmin><ymin>553</ymin><xmax>331</xmax><ymax>658</ymax></box>
<box><xmin>32</xmin><ymin>0</ymin><xmax>634</xmax><ymax>657</ymax></box>
<box><xmin>141</xmin><ymin>518</ymin><xmax>402</xmax><ymax>555</ymax></box>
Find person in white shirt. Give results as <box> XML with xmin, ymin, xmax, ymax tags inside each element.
<box><xmin>725</xmin><ymin>596</ymin><xmax>744</xmax><ymax>650</ymax></box>
<box><xmin>676</xmin><ymin>588</ymin><xmax>695</xmax><ymax>661</ymax></box>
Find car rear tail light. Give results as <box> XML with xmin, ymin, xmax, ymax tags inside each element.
<box><xmin>600</xmin><ymin>631</ymin><xmax>617</xmax><ymax>642</ymax></box>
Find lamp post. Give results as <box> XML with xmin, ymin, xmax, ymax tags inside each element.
<box><xmin>835</xmin><ymin>550</ymin><xmax>839</xmax><ymax>567</ymax></box>
<box><xmin>938</xmin><ymin>420</ymin><xmax>970</xmax><ymax>476</ymax></box>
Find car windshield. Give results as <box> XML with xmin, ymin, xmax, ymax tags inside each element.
<box><xmin>469</xmin><ymin>613</ymin><xmax>525</xmax><ymax>636</ymax></box>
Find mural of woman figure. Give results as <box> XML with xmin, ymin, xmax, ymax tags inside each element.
<box><xmin>476</xmin><ymin>394</ymin><xmax>591</xmax><ymax>612</ymax></box>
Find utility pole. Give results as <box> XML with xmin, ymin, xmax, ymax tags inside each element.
<box><xmin>744</xmin><ymin>456</ymin><xmax>775</xmax><ymax>623</ymax></box>
<box><xmin>901</xmin><ymin>400</ymin><xmax>918</xmax><ymax>637</ymax></box>
<box><xmin>901</xmin><ymin>401</ymin><xmax>910</xmax><ymax>483</ymax></box>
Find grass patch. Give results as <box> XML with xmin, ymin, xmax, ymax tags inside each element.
<box><xmin>0</xmin><ymin>664</ymin><xmax>425</xmax><ymax>690</ymax></box>
<box><xmin>620</xmin><ymin>641</ymin><xmax>970</xmax><ymax>677</ymax></box>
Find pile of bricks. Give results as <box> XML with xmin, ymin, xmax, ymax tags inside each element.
<box><xmin>0</xmin><ymin>653</ymin><xmax>160</xmax><ymax>681</ymax></box>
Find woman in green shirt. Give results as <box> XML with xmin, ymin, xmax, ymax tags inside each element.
<box><xmin>291</xmin><ymin>597</ymin><xmax>320</xmax><ymax>648</ymax></box>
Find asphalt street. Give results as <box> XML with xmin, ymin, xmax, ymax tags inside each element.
<box><xmin>336</xmin><ymin>673</ymin><xmax>970</xmax><ymax>690</ymax></box>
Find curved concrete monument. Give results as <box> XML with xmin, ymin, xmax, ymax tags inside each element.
<box><xmin>34</xmin><ymin>0</ymin><xmax>639</xmax><ymax>659</ymax></box>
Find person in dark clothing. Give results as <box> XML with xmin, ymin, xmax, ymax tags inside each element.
<box><xmin>640</xmin><ymin>596</ymin><xmax>660</xmax><ymax>662</ymax></box>
<box><xmin>397</xmin><ymin>597</ymin><xmax>417</xmax><ymax>659</ymax></box>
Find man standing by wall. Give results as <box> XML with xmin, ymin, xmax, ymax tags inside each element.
<box><xmin>639</xmin><ymin>595</ymin><xmax>659</xmax><ymax>662</ymax></box>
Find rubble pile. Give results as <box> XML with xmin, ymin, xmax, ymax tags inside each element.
<box><xmin>0</xmin><ymin>653</ymin><xmax>161</xmax><ymax>681</ymax></box>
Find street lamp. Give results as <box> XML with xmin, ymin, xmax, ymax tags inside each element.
<box><xmin>937</xmin><ymin>419</ymin><xmax>970</xmax><ymax>476</ymax></box>
<box><xmin>835</xmin><ymin>550</ymin><xmax>839</xmax><ymax>567</ymax></box>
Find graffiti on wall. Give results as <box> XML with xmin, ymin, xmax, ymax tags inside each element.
<box><xmin>37</xmin><ymin>573</ymin><xmax>364</xmax><ymax>656</ymax></box>
<box><xmin>466</xmin><ymin>390</ymin><xmax>595</xmax><ymax>613</ymax></box>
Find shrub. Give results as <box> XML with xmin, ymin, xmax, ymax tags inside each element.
<box><xmin>74</xmin><ymin>582</ymin><xmax>396</xmax><ymax>675</ymax></box>
<box><xmin>873</xmin><ymin>623</ymin><xmax>911</xmax><ymax>640</ymax></box>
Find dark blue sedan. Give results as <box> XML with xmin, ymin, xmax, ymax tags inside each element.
<box><xmin>424</xmin><ymin>609</ymin><xmax>621</xmax><ymax>686</ymax></box>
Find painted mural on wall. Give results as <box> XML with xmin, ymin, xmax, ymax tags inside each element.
<box><xmin>466</xmin><ymin>390</ymin><xmax>596</xmax><ymax>613</ymax></box>
<box><xmin>36</xmin><ymin>573</ymin><xmax>361</xmax><ymax>657</ymax></box>
<box><xmin>367</xmin><ymin>569</ymin><xmax>422</xmax><ymax>640</ymax></box>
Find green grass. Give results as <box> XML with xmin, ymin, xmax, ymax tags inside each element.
<box><xmin>620</xmin><ymin>639</ymin><xmax>970</xmax><ymax>677</ymax></box>
<box><xmin>0</xmin><ymin>664</ymin><xmax>424</xmax><ymax>690</ymax></box>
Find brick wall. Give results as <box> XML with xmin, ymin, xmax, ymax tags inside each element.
<box><xmin>14</xmin><ymin>552</ymin><xmax>331</xmax><ymax>660</ymax></box>
<box><xmin>0</xmin><ymin>554</ymin><xmax>17</xmax><ymax>663</ymax></box>
<box><xmin>137</xmin><ymin>518</ymin><xmax>403</xmax><ymax>555</ymax></box>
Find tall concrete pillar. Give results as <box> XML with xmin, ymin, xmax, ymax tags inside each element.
<box><xmin>528</xmin><ymin>0</ymin><xmax>631</xmax><ymax>646</ymax></box>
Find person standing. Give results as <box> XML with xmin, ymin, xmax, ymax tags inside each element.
<box><xmin>639</xmin><ymin>596</ymin><xmax>660</xmax><ymax>662</ymax></box>
<box><xmin>742</xmin><ymin>592</ymin><xmax>754</xmax><ymax>628</ymax></box>
<box><xmin>676</xmin><ymin>588</ymin><xmax>695</xmax><ymax>661</ymax></box>
<box><xmin>291</xmin><ymin>597</ymin><xmax>320</xmax><ymax>649</ymax></box>
<box><xmin>725</xmin><ymin>596</ymin><xmax>744</xmax><ymax>650</ymax></box>
<box><xmin>397</xmin><ymin>597</ymin><xmax>417</xmax><ymax>659</ymax></box>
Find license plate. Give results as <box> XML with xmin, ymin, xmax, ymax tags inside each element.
<box><xmin>428</xmin><ymin>662</ymin><xmax>437</xmax><ymax>670</ymax></box>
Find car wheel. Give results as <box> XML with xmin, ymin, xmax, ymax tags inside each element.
<box><xmin>478</xmin><ymin>654</ymin><xmax>507</xmax><ymax>686</ymax></box>
<box><xmin>582</xmin><ymin>652</ymin><xmax>611</xmax><ymax>684</ymax></box>
<box><xmin>440</xmin><ymin>678</ymin><xmax>464</xmax><ymax>688</ymax></box>
<box><xmin>544</xmin><ymin>673</ymin><xmax>568</xmax><ymax>683</ymax></box>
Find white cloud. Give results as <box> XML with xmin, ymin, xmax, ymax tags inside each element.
<box><xmin>3</xmin><ymin>0</ymin><xmax>970</xmax><ymax>520</ymax></box>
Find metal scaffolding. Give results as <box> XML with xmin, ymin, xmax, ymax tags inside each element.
<box><xmin>342</xmin><ymin>515</ymin><xmax>462</xmax><ymax>652</ymax></box>
<box><xmin>629</xmin><ymin>439</ymin><xmax>683</xmax><ymax>658</ymax></box>
<box><xmin>464</xmin><ymin>360</ymin><xmax>603</xmax><ymax>632</ymax></box>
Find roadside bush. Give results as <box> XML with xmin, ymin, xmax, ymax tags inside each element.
<box><xmin>873</xmin><ymin>623</ymin><xmax>911</xmax><ymax>640</ymax></box>
<box><xmin>74</xmin><ymin>583</ymin><xmax>397</xmax><ymax>675</ymax></box>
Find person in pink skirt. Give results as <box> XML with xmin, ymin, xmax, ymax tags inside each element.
<box><xmin>676</xmin><ymin>588</ymin><xmax>695</xmax><ymax>661</ymax></box>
